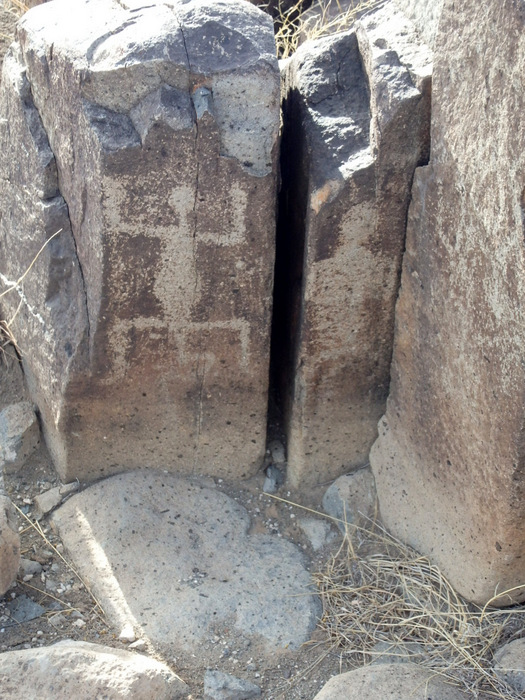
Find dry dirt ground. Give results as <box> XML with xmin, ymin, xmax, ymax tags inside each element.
<box><xmin>0</xmin><ymin>352</ymin><xmax>357</xmax><ymax>700</ymax></box>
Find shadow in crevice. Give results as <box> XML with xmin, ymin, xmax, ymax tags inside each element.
<box><xmin>267</xmin><ymin>85</ymin><xmax>309</xmax><ymax>455</ymax></box>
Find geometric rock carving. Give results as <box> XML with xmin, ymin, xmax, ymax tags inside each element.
<box><xmin>0</xmin><ymin>0</ymin><xmax>280</xmax><ymax>482</ymax></box>
<box><xmin>276</xmin><ymin>3</ymin><xmax>432</xmax><ymax>487</ymax></box>
<box><xmin>370</xmin><ymin>0</ymin><xmax>525</xmax><ymax>604</ymax></box>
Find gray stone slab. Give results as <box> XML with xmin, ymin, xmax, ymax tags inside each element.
<box><xmin>393</xmin><ymin>0</ymin><xmax>444</xmax><ymax>49</ymax></box>
<box><xmin>277</xmin><ymin>3</ymin><xmax>431</xmax><ymax>487</ymax></box>
<box><xmin>52</xmin><ymin>471</ymin><xmax>320</xmax><ymax>655</ymax></box>
<box><xmin>5</xmin><ymin>594</ymin><xmax>45</xmax><ymax>626</ymax></box>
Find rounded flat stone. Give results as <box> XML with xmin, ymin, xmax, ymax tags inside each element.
<box><xmin>52</xmin><ymin>470</ymin><xmax>319</xmax><ymax>654</ymax></box>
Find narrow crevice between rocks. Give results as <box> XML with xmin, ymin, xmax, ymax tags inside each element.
<box><xmin>267</xmin><ymin>85</ymin><xmax>309</xmax><ymax>464</ymax></box>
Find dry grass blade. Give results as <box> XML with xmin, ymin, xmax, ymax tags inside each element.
<box><xmin>12</xmin><ymin>501</ymin><xmax>106</xmax><ymax>621</ymax></box>
<box><xmin>267</xmin><ymin>494</ymin><xmax>524</xmax><ymax>697</ymax></box>
<box><xmin>275</xmin><ymin>0</ymin><xmax>384</xmax><ymax>58</ymax></box>
<box><xmin>2</xmin><ymin>0</ymin><xmax>28</xmax><ymax>17</ymax></box>
<box><xmin>0</xmin><ymin>229</ymin><xmax>62</xmax><ymax>361</ymax></box>
<box><xmin>0</xmin><ymin>229</ymin><xmax>62</xmax><ymax>301</ymax></box>
<box><xmin>315</xmin><ymin>522</ymin><xmax>525</xmax><ymax>699</ymax></box>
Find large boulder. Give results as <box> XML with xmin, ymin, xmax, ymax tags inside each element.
<box><xmin>0</xmin><ymin>640</ymin><xmax>188</xmax><ymax>698</ymax></box>
<box><xmin>313</xmin><ymin>663</ymin><xmax>470</xmax><ymax>700</ymax></box>
<box><xmin>276</xmin><ymin>3</ymin><xmax>431</xmax><ymax>487</ymax></box>
<box><xmin>370</xmin><ymin>0</ymin><xmax>525</xmax><ymax>605</ymax></box>
<box><xmin>0</xmin><ymin>0</ymin><xmax>280</xmax><ymax>482</ymax></box>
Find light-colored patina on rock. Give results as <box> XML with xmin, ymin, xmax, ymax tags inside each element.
<box><xmin>277</xmin><ymin>4</ymin><xmax>431</xmax><ymax>487</ymax></box>
<box><xmin>0</xmin><ymin>0</ymin><xmax>279</xmax><ymax>482</ymax></box>
<box><xmin>370</xmin><ymin>0</ymin><xmax>525</xmax><ymax>605</ymax></box>
<box><xmin>393</xmin><ymin>0</ymin><xmax>444</xmax><ymax>49</ymax></box>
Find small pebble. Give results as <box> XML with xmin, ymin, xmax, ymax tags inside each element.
<box><xmin>129</xmin><ymin>639</ymin><xmax>146</xmax><ymax>650</ymax></box>
<box><xmin>73</xmin><ymin>619</ymin><xmax>86</xmax><ymax>628</ymax></box>
<box><xmin>118</xmin><ymin>624</ymin><xmax>136</xmax><ymax>643</ymax></box>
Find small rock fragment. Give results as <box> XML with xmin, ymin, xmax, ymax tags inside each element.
<box><xmin>19</xmin><ymin>558</ymin><xmax>42</xmax><ymax>577</ymax></box>
<box><xmin>263</xmin><ymin>465</ymin><xmax>284</xmax><ymax>494</ymax></box>
<box><xmin>0</xmin><ymin>402</ymin><xmax>39</xmax><ymax>472</ymax></box>
<box><xmin>129</xmin><ymin>639</ymin><xmax>146</xmax><ymax>650</ymax></box>
<box><xmin>204</xmin><ymin>670</ymin><xmax>261</xmax><ymax>699</ymax></box>
<box><xmin>118</xmin><ymin>624</ymin><xmax>136</xmax><ymax>643</ymax></box>
<box><xmin>297</xmin><ymin>517</ymin><xmax>336</xmax><ymax>551</ymax></box>
<box><xmin>59</xmin><ymin>482</ymin><xmax>79</xmax><ymax>497</ymax></box>
<box><xmin>0</xmin><ymin>495</ymin><xmax>20</xmax><ymax>596</ymax></box>
<box><xmin>322</xmin><ymin>469</ymin><xmax>377</xmax><ymax>533</ymax></box>
<box><xmin>267</xmin><ymin>440</ymin><xmax>286</xmax><ymax>464</ymax></box>
<box><xmin>33</xmin><ymin>482</ymin><xmax>79</xmax><ymax>520</ymax></box>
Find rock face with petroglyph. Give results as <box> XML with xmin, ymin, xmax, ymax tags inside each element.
<box><xmin>0</xmin><ymin>0</ymin><xmax>280</xmax><ymax>482</ymax></box>
<box><xmin>275</xmin><ymin>4</ymin><xmax>431</xmax><ymax>488</ymax></box>
<box><xmin>370</xmin><ymin>0</ymin><xmax>525</xmax><ymax>605</ymax></box>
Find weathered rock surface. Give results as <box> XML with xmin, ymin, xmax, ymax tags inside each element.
<box><xmin>370</xmin><ymin>0</ymin><xmax>525</xmax><ymax>605</ymax></box>
<box><xmin>51</xmin><ymin>471</ymin><xmax>319</xmax><ymax>656</ymax></box>
<box><xmin>0</xmin><ymin>640</ymin><xmax>188</xmax><ymax>699</ymax></box>
<box><xmin>32</xmin><ymin>481</ymin><xmax>78</xmax><ymax>520</ymax></box>
<box><xmin>322</xmin><ymin>468</ymin><xmax>376</xmax><ymax>533</ymax></box>
<box><xmin>298</xmin><ymin>516</ymin><xmax>336</xmax><ymax>551</ymax></box>
<box><xmin>1</xmin><ymin>0</ymin><xmax>280</xmax><ymax>482</ymax></box>
<box><xmin>493</xmin><ymin>639</ymin><xmax>525</xmax><ymax>694</ymax></box>
<box><xmin>204</xmin><ymin>669</ymin><xmax>261</xmax><ymax>699</ymax></box>
<box><xmin>313</xmin><ymin>663</ymin><xmax>470</xmax><ymax>700</ymax></box>
<box><xmin>0</xmin><ymin>43</ymin><xmax>88</xmax><ymax>476</ymax></box>
<box><xmin>0</xmin><ymin>495</ymin><xmax>19</xmax><ymax>596</ymax></box>
<box><xmin>393</xmin><ymin>0</ymin><xmax>444</xmax><ymax>49</ymax></box>
<box><xmin>276</xmin><ymin>3</ymin><xmax>431</xmax><ymax>487</ymax></box>
<box><xmin>0</xmin><ymin>402</ymin><xmax>40</xmax><ymax>472</ymax></box>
